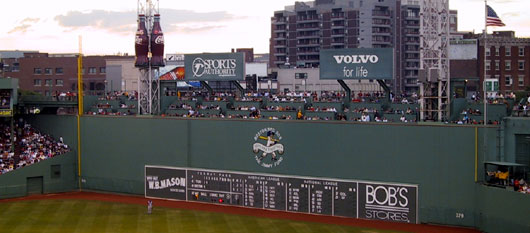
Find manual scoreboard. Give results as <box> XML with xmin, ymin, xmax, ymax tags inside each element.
<box><xmin>145</xmin><ymin>166</ymin><xmax>418</xmax><ymax>224</ymax></box>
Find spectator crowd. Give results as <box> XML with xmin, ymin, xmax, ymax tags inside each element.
<box><xmin>0</xmin><ymin>119</ymin><xmax>69</xmax><ymax>175</ymax></box>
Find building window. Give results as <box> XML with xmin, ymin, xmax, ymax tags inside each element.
<box><xmin>34</xmin><ymin>68</ymin><xmax>42</xmax><ymax>74</ymax></box>
<box><xmin>505</xmin><ymin>75</ymin><xmax>512</xmax><ymax>86</ymax></box>
<box><xmin>55</xmin><ymin>68</ymin><xmax>64</xmax><ymax>74</ymax></box>
<box><xmin>495</xmin><ymin>61</ymin><xmax>500</xmax><ymax>70</ymax></box>
<box><xmin>45</xmin><ymin>91</ymin><xmax>51</xmax><ymax>97</ymax></box>
<box><xmin>44</xmin><ymin>68</ymin><xmax>52</xmax><ymax>75</ymax></box>
<box><xmin>45</xmin><ymin>79</ymin><xmax>52</xmax><ymax>86</ymax></box>
<box><xmin>100</xmin><ymin>67</ymin><xmax>106</xmax><ymax>74</ymax></box>
<box><xmin>518</xmin><ymin>75</ymin><xmax>525</xmax><ymax>86</ymax></box>
<box><xmin>56</xmin><ymin>79</ymin><xmax>63</xmax><ymax>86</ymax></box>
<box><xmin>12</xmin><ymin>63</ymin><xmax>20</xmax><ymax>72</ymax></box>
<box><xmin>486</xmin><ymin>47</ymin><xmax>491</xmax><ymax>56</ymax></box>
<box><xmin>495</xmin><ymin>47</ymin><xmax>500</xmax><ymax>56</ymax></box>
<box><xmin>519</xmin><ymin>61</ymin><xmax>525</xmax><ymax>70</ymax></box>
<box><xmin>486</xmin><ymin>60</ymin><xmax>491</xmax><ymax>71</ymax></box>
<box><xmin>34</xmin><ymin>79</ymin><xmax>42</xmax><ymax>86</ymax></box>
<box><xmin>295</xmin><ymin>73</ymin><xmax>308</xmax><ymax>79</ymax></box>
<box><xmin>505</xmin><ymin>60</ymin><xmax>511</xmax><ymax>71</ymax></box>
<box><xmin>505</xmin><ymin>48</ymin><xmax>511</xmax><ymax>56</ymax></box>
<box><xmin>88</xmin><ymin>67</ymin><xmax>97</xmax><ymax>74</ymax></box>
<box><xmin>519</xmin><ymin>47</ymin><xmax>525</xmax><ymax>56</ymax></box>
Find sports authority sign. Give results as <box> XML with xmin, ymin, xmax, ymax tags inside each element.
<box><xmin>145</xmin><ymin>166</ymin><xmax>418</xmax><ymax>224</ymax></box>
<box><xmin>184</xmin><ymin>53</ymin><xmax>245</xmax><ymax>81</ymax></box>
<box><xmin>319</xmin><ymin>48</ymin><xmax>394</xmax><ymax>80</ymax></box>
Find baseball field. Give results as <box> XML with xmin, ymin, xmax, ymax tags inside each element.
<box><xmin>0</xmin><ymin>192</ymin><xmax>480</xmax><ymax>233</ymax></box>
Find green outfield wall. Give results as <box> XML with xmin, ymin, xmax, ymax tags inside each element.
<box><xmin>5</xmin><ymin>115</ymin><xmax>529</xmax><ymax>233</ymax></box>
<box><xmin>0</xmin><ymin>151</ymin><xmax>77</xmax><ymax>199</ymax></box>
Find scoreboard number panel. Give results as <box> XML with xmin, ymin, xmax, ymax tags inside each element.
<box><xmin>145</xmin><ymin>166</ymin><xmax>418</xmax><ymax>224</ymax></box>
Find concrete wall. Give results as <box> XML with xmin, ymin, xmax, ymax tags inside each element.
<box><xmin>106</xmin><ymin>57</ymin><xmax>138</xmax><ymax>92</ymax></box>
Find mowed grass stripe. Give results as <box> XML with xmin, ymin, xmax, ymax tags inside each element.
<box><xmin>39</xmin><ymin>200</ymin><xmax>68</xmax><ymax>233</ymax></box>
<box><xmin>72</xmin><ymin>200</ymin><xmax>102</xmax><ymax>233</ymax></box>
<box><xmin>223</xmin><ymin>213</ymin><xmax>249</xmax><ymax>233</ymax></box>
<box><xmin>237</xmin><ymin>214</ymin><xmax>266</xmax><ymax>233</ymax></box>
<box><xmin>61</xmin><ymin>200</ymin><xmax>88</xmax><ymax>232</ymax></box>
<box><xmin>0</xmin><ymin>201</ymin><xmax>18</xmax><ymax>227</ymax></box>
<box><xmin>0</xmin><ymin>200</ymin><xmax>408</xmax><ymax>233</ymax></box>
<box><xmin>0</xmin><ymin>201</ymin><xmax>34</xmax><ymax>233</ymax></box>
<box><xmin>150</xmin><ymin>205</ymin><xmax>169</xmax><ymax>233</ymax></box>
<box><xmin>164</xmin><ymin>207</ymin><xmax>184</xmax><ymax>232</ymax></box>
<box><xmin>257</xmin><ymin>214</ymin><xmax>285</xmax><ymax>233</ymax></box>
<box><xmin>12</xmin><ymin>200</ymin><xmax>56</xmax><ymax>233</ymax></box>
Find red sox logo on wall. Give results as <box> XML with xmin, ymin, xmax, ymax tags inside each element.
<box><xmin>252</xmin><ymin>128</ymin><xmax>284</xmax><ymax>168</ymax></box>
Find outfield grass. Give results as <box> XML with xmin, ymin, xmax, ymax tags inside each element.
<box><xmin>0</xmin><ymin>200</ymin><xmax>406</xmax><ymax>233</ymax></box>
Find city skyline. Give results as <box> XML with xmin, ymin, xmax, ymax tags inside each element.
<box><xmin>0</xmin><ymin>0</ymin><xmax>528</xmax><ymax>55</ymax></box>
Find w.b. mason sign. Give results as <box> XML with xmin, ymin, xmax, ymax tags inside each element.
<box><xmin>319</xmin><ymin>48</ymin><xmax>394</xmax><ymax>80</ymax></box>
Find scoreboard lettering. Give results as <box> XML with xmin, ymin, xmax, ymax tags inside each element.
<box><xmin>145</xmin><ymin>166</ymin><xmax>418</xmax><ymax>224</ymax></box>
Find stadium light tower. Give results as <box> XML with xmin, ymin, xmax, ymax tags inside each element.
<box><xmin>418</xmin><ymin>0</ymin><xmax>450</xmax><ymax>122</ymax></box>
<box><xmin>136</xmin><ymin>0</ymin><xmax>165</xmax><ymax>115</ymax></box>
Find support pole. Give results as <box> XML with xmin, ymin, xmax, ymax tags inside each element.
<box><xmin>376</xmin><ymin>80</ymin><xmax>391</xmax><ymax>103</ymax></box>
<box><xmin>484</xmin><ymin>0</ymin><xmax>488</xmax><ymax>126</ymax></box>
<box><xmin>231</xmin><ymin>81</ymin><xmax>244</xmax><ymax>97</ymax></box>
<box><xmin>77</xmin><ymin>35</ymin><xmax>83</xmax><ymax>191</ymax></box>
<box><xmin>337</xmin><ymin>80</ymin><xmax>351</xmax><ymax>107</ymax></box>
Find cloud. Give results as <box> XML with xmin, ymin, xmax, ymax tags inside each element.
<box><xmin>502</xmin><ymin>12</ymin><xmax>520</xmax><ymax>18</ymax></box>
<box><xmin>54</xmin><ymin>9</ymin><xmax>241</xmax><ymax>34</ymax></box>
<box><xmin>21</xmin><ymin>18</ymin><xmax>40</xmax><ymax>24</ymax></box>
<box><xmin>172</xmin><ymin>25</ymin><xmax>225</xmax><ymax>34</ymax></box>
<box><xmin>7</xmin><ymin>17</ymin><xmax>41</xmax><ymax>34</ymax></box>
<box><xmin>8</xmin><ymin>24</ymin><xmax>31</xmax><ymax>34</ymax></box>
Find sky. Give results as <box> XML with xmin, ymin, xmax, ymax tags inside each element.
<box><xmin>0</xmin><ymin>0</ymin><xmax>528</xmax><ymax>56</ymax></box>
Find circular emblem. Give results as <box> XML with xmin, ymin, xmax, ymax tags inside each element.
<box><xmin>192</xmin><ymin>57</ymin><xmax>206</xmax><ymax>78</ymax></box>
<box><xmin>252</xmin><ymin>128</ymin><xmax>284</xmax><ymax>168</ymax></box>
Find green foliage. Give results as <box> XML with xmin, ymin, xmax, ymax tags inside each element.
<box><xmin>514</xmin><ymin>91</ymin><xmax>529</xmax><ymax>104</ymax></box>
<box><xmin>19</xmin><ymin>89</ymin><xmax>42</xmax><ymax>96</ymax></box>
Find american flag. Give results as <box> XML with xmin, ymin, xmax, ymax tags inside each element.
<box><xmin>486</xmin><ymin>5</ymin><xmax>505</xmax><ymax>27</ymax></box>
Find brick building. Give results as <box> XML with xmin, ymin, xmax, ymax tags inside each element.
<box><xmin>2</xmin><ymin>53</ymin><xmax>122</xmax><ymax>96</ymax></box>
<box><xmin>478</xmin><ymin>31</ymin><xmax>530</xmax><ymax>94</ymax></box>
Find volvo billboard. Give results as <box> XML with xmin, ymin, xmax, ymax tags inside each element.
<box><xmin>320</xmin><ymin>48</ymin><xmax>394</xmax><ymax>80</ymax></box>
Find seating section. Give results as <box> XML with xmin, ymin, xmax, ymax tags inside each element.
<box><xmin>0</xmin><ymin>120</ymin><xmax>70</xmax><ymax>175</ymax></box>
<box><xmin>87</xmin><ymin>95</ymin><xmax>137</xmax><ymax>116</ymax></box>
<box><xmin>78</xmin><ymin>92</ymin><xmax>438</xmax><ymax>123</ymax></box>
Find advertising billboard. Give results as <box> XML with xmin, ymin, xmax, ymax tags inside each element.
<box><xmin>358</xmin><ymin>182</ymin><xmax>418</xmax><ymax>224</ymax></box>
<box><xmin>159</xmin><ymin>67</ymin><xmax>185</xmax><ymax>80</ymax></box>
<box><xmin>145</xmin><ymin>166</ymin><xmax>187</xmax><ymax>200</ymax></box>
<box><xmin>320</xmin><ymin>48</ymin><xmax>394</xmax><ymax>80</ymax></box>
<box><xmin>184</xmin><ymin>53</ymin><xmax>245</xmax><ymax>81</ymax></box>
<box><xmin>0</xmin><ymin>89</ymin><xmax>13</xmax><ymax>117</ymax></box>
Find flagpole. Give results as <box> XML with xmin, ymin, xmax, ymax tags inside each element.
<box><xmin>483</xmin><ymin>0</ymin><xmax>487</xmax><ymax>126</ymax></box>
<box><xmin>483</xmin><ymin>0</ymin><xmax>488</xmax><ymax>170</ymax></box>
